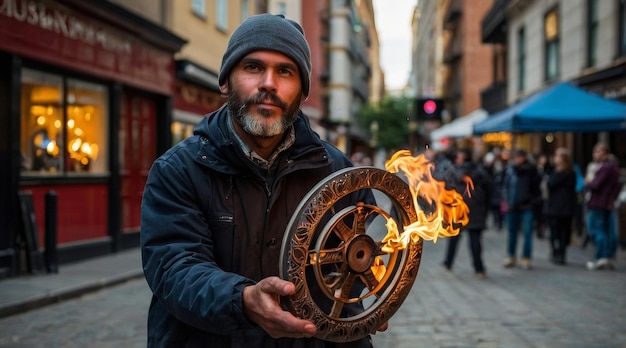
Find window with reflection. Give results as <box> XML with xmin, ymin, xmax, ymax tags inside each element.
<box><xmin>20</xmin><ymin>69</ymin><xmax>108</xmax><ymax>176</ymax></box>
<box><xmin>544</xmin><ymin>8</ymin><xmax>560</xmax><ymax>81</ymax></box>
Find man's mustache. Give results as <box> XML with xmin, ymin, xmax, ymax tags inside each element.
<box><xmin>244</xmin><ymin>92</ymin><xmax>287</xmax><ymax>110</ymax></box>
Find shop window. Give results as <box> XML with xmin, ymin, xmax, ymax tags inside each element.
<box><xmin>171</xmin><ymin>121</ymin><xmax>195</xmax><ymax>146</ymax></box>
<box><xmin>20</xmin><ymin>69</ymin><xmax>108</xmax><ymax>176</ymax></box>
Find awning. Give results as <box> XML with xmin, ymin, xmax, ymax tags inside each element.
<box><xmin>473</xmin><ymin>82</ymin><xmax>626</xmax><ymax>135</ymax></box>
<box><xmin>430</xmin><ymin>108</ymin><xmax>487</xmax><ymax>150</ymax></box>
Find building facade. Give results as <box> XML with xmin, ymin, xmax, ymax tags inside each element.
<box><xmin>0</xmin><ymin>0</ymin><xmax>185</xmax><ymax>277</ymax></box>
<box><xmin>489</xmin><ymin>0</ymin><xmax>626</xmax><ymax>164</ymax></box>
<box><xmin>441</xmin><ymin>0</ymin><xmax>494</xmax><ymax>121</ymax></box>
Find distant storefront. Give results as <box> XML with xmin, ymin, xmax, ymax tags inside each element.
<box><xmin>0</xmin><ymin>0</ymin><xmax>185</xmax><ymax>277</ymax></box>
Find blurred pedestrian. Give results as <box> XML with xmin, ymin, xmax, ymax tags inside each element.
<box><xmin>545</xmin><ymin>148</ymin><xmax>577</xmax><ymax>265</ymax></box>
<box><xmin>534</xmin><ymin>153</ymin><xmax>553</xmax><ymax>239</ymax></box>
<box><xmin>584</xmin><ymin>142</ymin><xmax>621</xmax><ymax>270</ymax></box>
<box><xmin>442</xmin><ymin>148</ymin><xmax>492</xmax><ymax>278</ymax></box>
<box><xmin>501</xmin><ymin>149</ymin><xmax>542</xmax><ymax>269</ymax></box>
<box><xmin>482</xmin><ymin>151</ymin><xmax>505</xmax><ymax>232</ymax></box>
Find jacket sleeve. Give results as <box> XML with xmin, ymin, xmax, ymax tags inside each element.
<box><xmin>141</xmin><ymin>157</ymin><xmax>257</xmax><ymax>335</ymax></box>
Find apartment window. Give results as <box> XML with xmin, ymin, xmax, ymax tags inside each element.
<box><xmin>618</xmin><ymin>0</ymin><xmax>626</xmax><ymax>57</ymax></box>
<box><xmin>587</xmin><ymin>0</ymin><xmax>599</xmax><ymax>67</ymax></box>
<box><xmin>241</xmin><ymin>0</ymin><xmax>250</xmax><ymax>21</ymax></box>
<box><xmin>20</xmin><ymin>68</ymin><xmax>108</xmax><ymax>175</ymax></box>
<box><xmin>276</xmin><ymin>2</ymin><xmax>287</xmax><ymax>16</ymax></box>
<box><xmin>518</xmin><ymin>27</ymin><xmax>526</xmax><ymax>92</ymax></box>
<box><xmin>191</xmin><ymin>0</ymin><xmax>207</xmax><ymax>19</ymax></box>
<box><xmin>216</xmin><ymin>0</ymin><xmax>227</xmax><ymax>31</ymax></box>
<box><xmin>544</xmin><ymin>8</ymin><xmax>560</xmax><ymax>82</ymax></box>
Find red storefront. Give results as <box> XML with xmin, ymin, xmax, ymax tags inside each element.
<box><xmin>0</xmin><ymin>0</ymin><xmax>185</xmax><ymax>277</ymax></box>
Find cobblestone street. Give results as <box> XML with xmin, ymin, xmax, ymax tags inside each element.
<box><xmin>0</xmin><ymin>226</ymin><xmax>624</xmax><ymax>347</ymax></box>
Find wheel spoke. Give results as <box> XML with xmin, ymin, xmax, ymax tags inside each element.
<box><xmin>354</xmin><ymin>206</ymin><xmax>368</xmax><ymax>234</ymax></box>
<box><xmin>308</xmin><ymin>247</ymin><xmax>344</xmax><ymax>266</ymax></box>
<box><xmin>360</xmin><ymin>269</ymin><xmax>380</xmax><ymax>291</ymax></box>
<box><xmin>332</xmin><ymin>217</ymin><xmax>355</xmax><ymax>241</ymax></box>
<box><xmin>329</xmin><ymin>271</ymin><xmax>357</xmax><ymax>318</ymax></box>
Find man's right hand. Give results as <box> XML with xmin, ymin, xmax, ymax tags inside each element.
<box><xmin>242</xmin><ymin>276</ymin><xmax>317</xmax><ymax>339</ymax></box>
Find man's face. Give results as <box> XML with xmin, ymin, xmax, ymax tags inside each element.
<box><xmin>222</xmin><ymin>50</ymin><xmax>303</xmax><ymax>138</ymax></box>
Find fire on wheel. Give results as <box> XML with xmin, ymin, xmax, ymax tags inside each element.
<box><xmin>279</xmin><ymin>151</ymin><xmax>471</xmax><ymax>343</ymax></box>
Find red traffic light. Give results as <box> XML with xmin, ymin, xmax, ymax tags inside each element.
<box><xmin>423</xmin><ymin>99</ymin><xmax>438</xmax><ymax>114</ymax></box>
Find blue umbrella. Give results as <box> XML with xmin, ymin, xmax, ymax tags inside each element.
<box><xmin>473</xmin><ymin>82</ymin><xmax>626</xmax><ymax>134</ymax></box>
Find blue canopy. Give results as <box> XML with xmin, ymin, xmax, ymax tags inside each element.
<box><xmin>473</xmin><ymin>82</ymin><xmax>626</xmax><ymax>134</ymax></box>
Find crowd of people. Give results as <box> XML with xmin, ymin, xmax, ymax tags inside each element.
<box><xmin>436</xmin><ymin>142</ymin><xmax>623</xmax><ymax>278</ymax></box>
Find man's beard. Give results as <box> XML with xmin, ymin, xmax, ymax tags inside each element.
<box><xmin>228</xmin><ymin>88</ymin><xmax>301</xmax><ymax>138</ymax></box>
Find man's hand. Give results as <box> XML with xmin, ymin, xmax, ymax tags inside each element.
<box><xmin>242</xmin><ymin>276</ymin><xmax>317</xmax><ymax>338</ymax></box>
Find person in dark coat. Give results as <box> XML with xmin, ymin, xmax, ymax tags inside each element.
<box><xmin>501</xmin><ymin>149</ymin><xmax>542</xmax><ymax>269</ymax></box>
<box><xmin>545</xmin><ymin>148</ymin><xmax>577</xmax><ymax>265</ymax></box>
<box><xmin>442</xmin><ymin>148</ymin><xmax>492</xmax><ymax>278</ymax></box>
<box><xmin>140</xmin><ymin>14</ymin><xmax>380</xmax><ymax>347</ymax></box>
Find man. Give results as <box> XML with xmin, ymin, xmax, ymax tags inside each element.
<box><xmin>140</xmin><ymin>14</ymin><xmax>378</xmax><ymax>347</ymax></box>
<box><xmin>442</xmin><ymin>148</ymin><xmax>492</xmax><ymax>278</ymax></box>
<box><xmin>501</xmin><ymin>149</ymin><xmax>541</xmax><ymax>269</ymax></box>
<box><xmin>585</xmin><ymin>142</ymin><xmax>621</xmax><ymax>270</ymax></box>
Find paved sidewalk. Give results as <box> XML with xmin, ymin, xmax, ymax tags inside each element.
<box><xmin>0</xmin><ymin>248</ymin><xmax>143</xmax><ymax>319</ymax></box>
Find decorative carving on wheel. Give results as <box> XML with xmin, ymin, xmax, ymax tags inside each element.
<box><xmin>279</xmin><ymin>166</ymin><xmax>422</xmax><ymax>343</ymax></box>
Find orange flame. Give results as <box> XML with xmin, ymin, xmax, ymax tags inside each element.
<box><xmin>380</xmin><ymin>150</ymin><xmax>470</xmax><ymax>253</ymax></box>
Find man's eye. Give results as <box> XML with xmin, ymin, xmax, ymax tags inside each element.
<box><xmin>244</xmin><ymin>64</ymin><xmax>260</xmax><ymax>71</ymax></box>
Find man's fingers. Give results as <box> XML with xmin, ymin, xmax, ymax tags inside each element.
<box><xmin>258</xmin><ymin>276</ymin><xmax>295</xmax><ymax>296</ymax></box>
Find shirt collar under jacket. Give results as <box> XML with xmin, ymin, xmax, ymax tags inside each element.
<box><xmin>227</xmin><ymin>115</ymin><xmax>295</xmax><ymax>170</ymax></box>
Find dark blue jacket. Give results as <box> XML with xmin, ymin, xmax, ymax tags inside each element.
<box><xmin>141</xmin><ymin>106</ymin><xmax>371</xmax><ymax>347</ymax></box>
<box><xmin>545</xmin><ymin>170</ymin><xmax>577</xmax><ymax>217</ymax></box>
<box><xmin>502</xmin><ymin>162</ymin><xmax>541</xmax><ymax>212</ymax></box>
<box><xmin>456</xmin><ymin>161</ymin><xmax>492</xmax><ymax>230</ymax></box>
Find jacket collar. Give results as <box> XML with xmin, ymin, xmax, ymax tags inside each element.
<box><xmin>192</xmin><ymin>105</ymin><xmax>329</xmax><ymax>174</ymax></box>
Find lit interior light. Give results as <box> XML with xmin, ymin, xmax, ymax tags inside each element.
<box><xmin>80</xmin><ymin>142</ymin><xmax>92</xmax><ymax>156</ymax></box>
<box><xmin>71</xmin><ymin>138</ymin><xmax>82</xmax><ymax>152</ymax></box>
<box><xmin>46</xmin><ymin>140</ymin><xmax>59</xmax><ymax>156</ymax></box>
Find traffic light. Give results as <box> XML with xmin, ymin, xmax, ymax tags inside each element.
<box><xmin>416</xmin><ymin>98</ymin><xmax>443</xmax><ymax>122</ymax></box>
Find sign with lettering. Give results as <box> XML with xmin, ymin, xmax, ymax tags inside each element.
<box><xmin>0</xmin><ymin>0</ymin><xmax>175</xmax><ymax>95</ymax></box>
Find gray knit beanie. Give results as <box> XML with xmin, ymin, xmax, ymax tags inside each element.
<box><xmin>218</xmin><ymin>14</ymin><xmax>312</xmax><ymax>96</ymax></box>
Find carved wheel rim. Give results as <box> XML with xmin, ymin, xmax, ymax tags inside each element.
<box><xmin>279</xmin><ymin>166</ymin><xmax>423</xmax><ymax>343</ymax></box>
